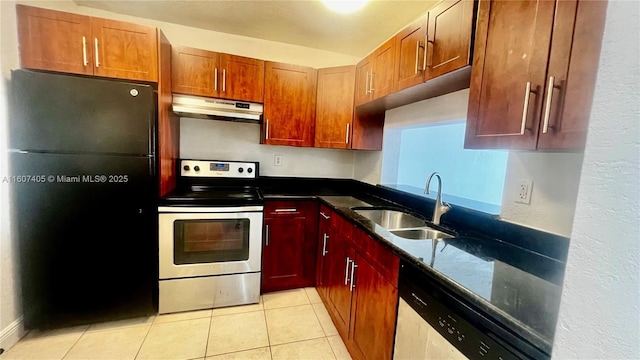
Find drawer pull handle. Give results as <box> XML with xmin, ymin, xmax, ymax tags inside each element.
<box><xmin>274</xmin><ymin>208</ymin><xmax>297</xmax><ymax>213</ymax></box>
<box><xmin>320</xmin><ymin>211</ymin><xmax>330</xmax><ymax>220</ymax></box>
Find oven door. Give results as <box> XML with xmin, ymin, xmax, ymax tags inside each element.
<box><xmin>158</xmin><ymin>207</ymin><xmax>263</xmax><ymax>279</ymax></box>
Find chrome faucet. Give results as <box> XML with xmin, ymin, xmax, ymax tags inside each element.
<box><xmin>424</xmin><ymin>172</ymin><xmax>451</xmax><ymax>225</ymax></box>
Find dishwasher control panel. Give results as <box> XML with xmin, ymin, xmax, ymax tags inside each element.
<box><xmin>398</xmin><ymin>262</ymin><xmax>549</xmax><ymax>360</ymax></box>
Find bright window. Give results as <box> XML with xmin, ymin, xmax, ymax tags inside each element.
<box><xmin>381</xmin><ymin>120</ymin><xmax>508</xmax><ymax>214</ymax></box>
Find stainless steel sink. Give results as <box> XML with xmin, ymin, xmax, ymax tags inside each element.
<box><xmin>391</xmin><ymin>228</ymin><xmax>454</xmax><ymax>240</ymax></box>
<box><xmin>353</xmin><ymin>208</ymin><xmax>427</xmax><ymax>230</ymax></box>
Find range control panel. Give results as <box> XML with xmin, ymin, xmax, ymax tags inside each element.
<box><xmin>180</xmin><ymin>160</ymin><xmax>258</xmax><ymax>179</ymax></box>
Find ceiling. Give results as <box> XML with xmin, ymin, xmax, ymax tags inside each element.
<box><xmin>74</xmin><ymin>0</ymin><xmax>438</xmax><ymax>57</ymax></box>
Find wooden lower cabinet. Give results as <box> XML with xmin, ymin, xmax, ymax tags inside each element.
<box><xmin>316</xmin><ymin>208</ymin><xmax>400</xmax><ymax>360</ymax></box>
<box><xmin>350</xmin><ymin>255</ymin><xmax>399</xmax><ymax>360</ymax></box>
<box><xmin>261</xmin><ymin>201</ymin><xmax>318</xmax><ymax>293</ymax></box>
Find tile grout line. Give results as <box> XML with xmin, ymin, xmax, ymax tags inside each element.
<box><xmin>132</xmin><ymin>322</ymin><xmax>153</xmax><ymax>360</ymax></box>
<box><xmin>202</xmin><ymin>313</ymin><xmax>214</xmax><ymax>359</ymax></box>
<box><xmin>60</xmin><ymin>326</ymin><xmax>89</xmax><ymax>360</ymax></box>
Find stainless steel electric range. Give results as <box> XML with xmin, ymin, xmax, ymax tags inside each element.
<box><xmin>158</xmin><ymin>159</ymin><xmax>263</xmax><ymax>314</ymax></box>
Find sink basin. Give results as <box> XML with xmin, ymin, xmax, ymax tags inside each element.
<box><xmin>353</xmin><ymin>208</ymin><xmax>427</xmax><ymax>230</ymax></box>
<box><xmin>391</xmin><ymin>228</ymin><xmax>454</xmax><ymax>240</ymax></box>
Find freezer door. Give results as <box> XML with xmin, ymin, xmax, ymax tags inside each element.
<box><xmin>10</xmin><ymin>152</ymin><xmax>157</xmax><ymax>329</ymax></box>
<box><xmin>10</xmin><ymin>70</ymin><xmax>155</xmax><ymax>155</ymax></box>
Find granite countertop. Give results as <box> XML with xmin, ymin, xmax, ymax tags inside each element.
<box><xmin>315</xmin><ymin>195</ymin><xmax>564</xmax><ymax>356</ymax></box>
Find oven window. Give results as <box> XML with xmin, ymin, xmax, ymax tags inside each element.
<box><xmin>174</xmin><ymin>219</ymin><xmax>250</xmax><ymax>264</ymax></box>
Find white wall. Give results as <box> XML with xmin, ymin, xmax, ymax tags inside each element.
<box><xmin>552</xmin><ymin>1</ymin><xmax>640</xmax><ymax>358</ymax></box>
<box><xmin>180</xmin><ymin>118</ymin><xmax>355</xmax><ymax>178</ymax></box>
<box><xmin>500</xmin><ymin>152</ymin><xmax>584</xmax><ymax>236</ymax></box>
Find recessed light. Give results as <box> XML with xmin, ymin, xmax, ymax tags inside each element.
<box><xmin>322</xmin><ymin>0</ymin><xmax>370</xmax><ymax>14</ymax></box>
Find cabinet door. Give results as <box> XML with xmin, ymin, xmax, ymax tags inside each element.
<box><xmin>349</xmin><ymin>255</ymin><xmax>399</xmax><ymax>360</ymax></box>
<box><xmin>316</xmin><ymin>209</ymin><xmax>333</xmax><ymax>299</ymax></box>
<box><xmin>16</xmin><ymin>5</ymin><xmax>93</xmax><ymax>76</ymax></box>
<box><xmin>536</xmin><ymin>0</ymin><xmax>607</xmax><ymax>150</ymax></box>
<box><xmin>172</xmin><ymin>46</ymin><xmax>220</xmax><ymax>97</ymax></box>
<box><xmin>395</xmin><ymin>16</ymin><xmax>427</xmax><ymax>91</ymax></box>
<box><xmin>426</xmin><ymin>0</ymin><xmax>475</xmax><ymax>80</ymax></box>
<box><xmin>327</xmin><ymin>239</ymin><xmax>355</xmax><ymax>336</ymax></box>
<box><xmin>262</xmin><ymin>216</ymin><xmax>306</xmax><ymax>293</ymax></box>
<box><xmin>315</xmin><ymin>66</ymin><xmax>356</xmax><ymax>149</ymax></box>
<box><xmin>220</xmin><ymin>54</ymin><xmax>265</xmax><ymax>103</ymax></box>
<box><xmin>354</xmin><ymin>56</ymin><xmax>373</xmax><ymax>107</ymax></box>
<box><xmin>372</xmin><ymin>37</ymin><xmax>397</xmax><ymax>99</ymax></box>
<box><xmin>263</xmin><ymin>62</ymin><xmax>317</xmax><ymax>147</ymax></box>
<box><xmin>91</xmin><ymin>18</ymin><xmax>158</xmax><ymax>82</ymax></box>
<box><xmin>465</xmin><ymin>0</ymin><xmax>556</xmax><ymax>149</ymax></box>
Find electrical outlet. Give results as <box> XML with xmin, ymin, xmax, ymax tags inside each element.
<box><xmin>274</xmin><ymin>154</ymin><xmax>282</xmax><ymax>166</ymax></box>
<box><xmin>516</xmin><ymin>180</ymin><xmax>533</xmax><ymax>204</ymax></box>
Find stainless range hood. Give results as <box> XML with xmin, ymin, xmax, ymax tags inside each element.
<box><xmin>172</xmin><ymin>94</ymin><xmax>263</xmax><ymax>123</ymax></box>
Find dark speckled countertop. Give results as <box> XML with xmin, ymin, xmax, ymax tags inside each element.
<box><xmin>258</xmin><ymin>178</ymin><xmax>568</xmax><ymax>356</ymax></box>
<box><xmin>315</xmin><ymin>195</ymin><xmax>563</xmax><ymax>355</ymax></box>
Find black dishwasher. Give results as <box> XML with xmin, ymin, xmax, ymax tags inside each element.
<box><xmin>397</xmin><ymin>261</ymin><xmax>549</xmax><ymax>360</ymax></box>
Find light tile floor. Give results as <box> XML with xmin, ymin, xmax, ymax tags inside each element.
<box><xmin>1</xmin><ymin>288</ymin><xmax>352</xmax><ymax>360</ymax></box>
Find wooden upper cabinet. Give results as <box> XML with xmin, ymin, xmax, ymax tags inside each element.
<box><xmin>219</xmin><ymin>54</ymin><xmax>265</xmax><ymax>103</ymax></box>
<box><xmin>172</xmin><ymin>46</ymin><xmax>219</xmax><ymax>97</ymax></box>
<box><xmin>16</xmin><ymin>5</ymin><xmax>93</xmax><ymax>76</ymax></box>
<box><xmin>354</xmin><ymin>56</ymin><xmax>373</xmax><ymax>107</ymax></box>
<box><xmin>315</xmin><ymin>66</ymin><xmax>356</xmax><ymax>149</ymax></box>
<box><xmin>16</xmin><ymin>5</ymin><xmax>158</xmax><ymax>82</ymax></box>
<box><xmin>263</xmin><ymin>62</ymin><xmax>317</xmax><ymax>147</ymax></box>
<box><xmin>425</xmin><ymin>0</ymin><xmax>475</xmax><ymax>80</ymax></box>
<box><xmin>394</xmin><ymin>15</ymin><xmax>427</xmax><ymax>91</ymax></box>
<box><xmin>465</xmin><ymin>0</ymin><xmax>556</xmax><ymax>150</ymax></box>
<box><xmin>91</xmin><ymin>18</ymin><xmax>158</xmax><ymax>82</ymax></box>
<box><xmin>371</xmin><ymin>37</ymin><xmax>397</xmax><ymax>100</ymax></box>
<box><xmin>536</xmin><ymin>0</ymin><xmax>607</xmax><ymax>150</ymax></box>
<box><xmin>465</xmin><ymin>0</ymin><xmax>607</xmax><ymax>150</ymax></box>
<box><xmin>172</xmin><ymin>47</ymin><xmax>265</xmax><ymax>102</ymax></box>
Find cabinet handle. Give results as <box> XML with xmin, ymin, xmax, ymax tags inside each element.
<box><xmin>344</xmin><ymin>257</ymin><xmax>352</xmax><ymax>285</ymax></box>
<box><xmin>350</xmin><ymin>261</ymin><xmax>358</xmax><ymax>291</ymax></box>
<box><xmin>520</xmin><ymin>81</ymin><xmax>533</xmax><ymax>135</ymax></box>
<box><xmin>322</xmin><ymin>233</ymin><xmax>329</xmax><ymax>256</ymax></box>
<box><xmin>365</xmin><ymin>70</ymin><xmax>370</xmax><ymax>95</ymax></box>
<box><xmin>82</xmin><ymin>36</ymin><xmax>88</xmax><ymax>66</ymax></box>
<box><xmin>320</xmin><ymin>211</ymin><xmax>330</xmax><ymax>220</ymax></box>
<box><xmin>214</xmin><ymin>68</ymin><xmax>218</xmax><ymax>92</ymax></box>
<box><xmin>370</xmin><ymin>72</ymin><xmax>375</xmax><ymax>93</ymax></box>
<box><xmin>94</xmin><ymin>38</ymin><xmax>100</xmax><ymax>67</ymax></box>
<box><xmin>223</xmin><ymin>69</ymin><xmax>227</xmax><ymax>92</ymax></box>
<box><xmin>415</xmin><ymin>41</ymin><xmax>420</xmax><ymax>74</ymax></box>
<box><xmin>265</xmin><ymin>225</ymin><xmax>270</xmax><ymax>246</ymax></box>
<box><xmin>265</xmin><ymin>119</ymin><xmax>269</xmax><ymax>140</ymax></box>
<box><xmin>426</xmin><ymin>39</ymin><xmax>434</xmax><ymax>68</ymax></box>
<box><xmin>274</xmin><ymin>208</ymin><xmax>297</xmax><ymax>213</ymax></box>
<box><xmin>345</xmin><ymin>123</ymin><xmax>350</xmax><ymax>144</ymax></box>
<box><xmin>542</xmin><ymin>76</ymin><xmax>556</xmax><ymax>134</ymax></box>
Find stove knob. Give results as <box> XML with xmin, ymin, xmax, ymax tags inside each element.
<box><xmin>194</xmin><ymin>166</ymin><xmax>200</xmax><ymax>172</ymax></box>
<box><xmin>247</xmin><ymin>168</ymin><xmax>253</xmax><ymax>173</ymax></box>
<box><xmin>183</xmin><ymin>165</ymin><xmax>190</xmax><ymax>171</ymax></box>
<box><xmin>238</xmin><ymin>167</ymin><xmax>244</xmax><ymax>173</ymax></box>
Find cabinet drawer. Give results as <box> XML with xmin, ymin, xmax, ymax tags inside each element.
<box><xmin>353</xmin><ymin>230</ymin><xmax>399</xmax><ymax>287</ymax></box>
<box><xmin>319</xmin><ymin>205</ymin><xmax>353</xmax><ymax>239</ymax></box>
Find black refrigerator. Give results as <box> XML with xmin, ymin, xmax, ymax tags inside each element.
<box><xmin>9</xmin><ymin>70</ymin><xmax>158</xmax><ymax>329</ymax></box>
